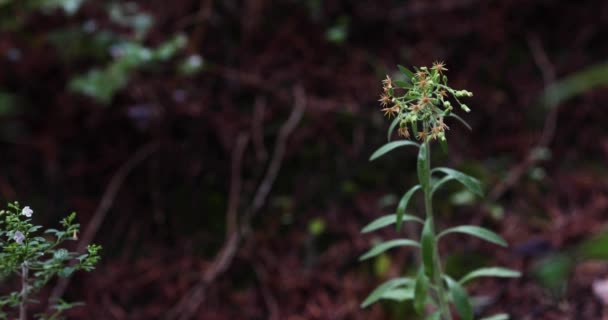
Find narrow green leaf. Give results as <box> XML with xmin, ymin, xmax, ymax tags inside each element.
<box><xmin>396</xmin><ymin>185</ymin><xmax>422</xmax><ymax>231</ymax></box>
<box><xmin>387</xmin><ymin>116</ymin><xmax>400</xmax><ymax>141</ymax></box>
<box><xmin>414</xmin><ymin>267</ymin><xmax>428</xmax><ymax>314</ymax></box>
<box><xmin>397</xmin><ymin>64</ymin><xmax>415</xmax><ymax>80</ymax></box>
<box><xmin>439</xmin><ymin>137</ymin><xmax>448</xmax><ymax>154</ymax></box>
<box><xmin>360</xmin><ymin>239</ymin><xmax>420</xmax><ymax>261</ymax></box>
<box><xmin>421</xmin><ymin>218</ymin><xmax>435</xmax><ymax>278</ymax></box>
<box><xmin>370</xmin><ymin>140</ymin><xmax>420</xmax><ymax>161</ymax></box>
<box><xmin>426</xmin><ymin>311</ymin><xmax>441</xmax><ymax>320</ymax></box>
<box><xmin>459</xmin><ymin>267</ymin><xmax>521</xmax><ymax>285</ymax></box>
<box><xmin>431</xmin><ymin>175</ymin><xmax>454</xmax><ymax>196</ymax></box>
<box><xmin>361</xmin><ymin>214</ymin><xmax>423</xmax><ymax>233</ymax></box>
<box><xmin>417</xmin><ymin>143</ymin><xmax>429</xmax><ymax>192</ymax></box>
<box><xmin>394</xmin><ymin>80</ymin><xmax>412</xmax><ymax>88</ymax></box>
<box><xmin>449</xmin><ymin>280</ymin><xmax>473</xmax><ymax>320</ymax></box>
<box><xmin>480</xmin><ymin>314</ymin><xmax>509</xmax><ymax>320</ymax></box>
<box><xmin>438</xmin><ymin>225</ymin><xmax>507</xmax><ymax>247</ymax></box>
<box><xmin>542</xmin><ymin>61</ymin><xmax>608</xmax><ymax>108</ymax></box>
<box><xmin>432</xmin><ymin>167</ymin><xmax>483</xmax><ymax>197</ymax></box>
<box><xmin>411</xmin><ymin>121</ymin><xmax>418</xmax><ymax>138</ymax></box>
<box><xmin>380</xmin><ymin>288</ymin><xmax>414</xmax><ymax>302</ymax></box>
<box><xmin>361</xmin><ymin>278</ymin><xmax>414</xmax><ymax>308</ymax></box>
<box><xmin>448</xmin><ymin>114</ymin><xmax>472</xmax><ymax>131</ymax></box>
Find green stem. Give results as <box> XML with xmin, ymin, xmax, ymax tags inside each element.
<box><xmin>19</xmin><ymin>262</ymin><xmax>28</xmax><ymax>320</ymax></box>
<box><xmin>422</xmin><ymin>137</ymin><xmax>452</xmax><ymax>320</ymax></box>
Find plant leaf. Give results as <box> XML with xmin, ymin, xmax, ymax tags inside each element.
<box><xmin>421</xmin><ymin>218</ymin><xmax>435</xmax><ymax>278</ymax></box>
<box><xmin>380</xmin><ymin>288</ymin><xmax>414</xmax><ymax>302</ymax></box>
<box><xmin>360</xmin><ymin>239</ymin><xmax>420</xmax><ymax>261</ymax></box>
<box><xmin>446</xmin><ymin>276</ymin><xmax>473</xmax><ymax>320</ymax></box>
<box><xmin>370</xmin><ymin>140</ymin><xmax>420</xmax><ymax>161</ymax></box>
<box><xmin>396</xmin><ymin>185</ymin><xmax>422</xmax><ymax>231</ymax></box>
<box><xmin>414</xmin><ymin>267</ymin><xmax>428</xmax><ymax>314</ymax></box>
<box><xmin>542</xmin><ymin>61</ymin><xmax>608</xmax><ymax>108</ymax></box>
<box><xmin>397</xmin><ymin>64</ymin><xmax>415</xmax><ymax>80</ymax></box>
<box><xmin>394</xmin><ymin>80</ymin><xmax>412</xmax><ymax>88</ymax></box>
<box><xmin>417</xmin><ymin>143</ymin><xmax>429</xmax><ymax>192</ymax></box>
<box><xmin>432</xmin><ymin>167</ymin><xmax>483</xmax><ymax>197</ymax></box>
<box><xmin>438</xmin><ymin>225</ymin><xmax>507</xmax><ymax>247</ymax></box>
<box><xmin>361</xmin><ymin>214</ymin><xmax>423</xmax><ymax>233</ymax></box>
<box><xmin>480</xmin><ymin>313</ymin><xmax>510</xmax><ymax>320</ymax></box>
<box><xmin>459</xmin><ymin>267</ymin><xmax>521</xmax><ymax>285</ymax></box>
<box><xmin>387</xmin><ymin>116</ymin><xmax>401</xmax><ymax>141</ymax></box>
<box><xmin>448</xmin><ymin>114</ymin><xmax>472</xmax><ymax>131</ymax></box>
<box><xmin>361</xmin><ymin>278</ymin><xmax>414</xmax><ymax>308</ymax></box>
<box><xmin>426</xmin><ymin>311</ymin><xmax>441</xmax><ymax>320</ymax></box>
<box><xmin>431</xmin><ymin>175</ymin><xmax>454</xmax><ymax>196</ymax></box>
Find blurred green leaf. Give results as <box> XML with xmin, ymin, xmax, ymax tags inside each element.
<box><xmin>325</xmin><ymin>16</ymin><xmax>349</xmax><ymax>44</ymax></box>
<box><xmin>480</xmin><ymin>314</ymin><xmax>509</xmax><ymax>320</ymax></box>
<box><xmin>446</xmin><ymin>277</ymin><xmax>473</xmax><ymax>320</ymax></box>
<box><xmin>459</xmin><ymin>267</ymin><xmax>521</xmax><ymax>285</ymax></box>
<box><xmin>397</xmin><ymin>65</ymin><xmax>415</xmax><ymax>81</ymax></box>
<box><xmin>578</xmin><ymin>232</ymin><xmax>608</xmax><ymax>260</ymax></box>
<box><xmin>421</xmin><ymin>218</ymin><xmax>435</xmax><ymax>278</ymax></box>
<box><xmin>413</xmin><ymin>267</ymin><xmax>428</xmax><ymax>314</ymax></box>
<box><xmin>432</xmin><ymin>167</ymin><xmax>483</xmax><ymax>197</ymax></box>
<box><xmin>543</xmin><ymin>61</ymin><xmax>608</xmax><ymax>107</ymax></box>
<box><xmin>438</xmin><ymin>225</ymin><xmax>507</xmax><ymax>247</ymax></box>
<box><xmin>361</xmin><ymin>213</ymin><xmax>423</xmax><ymax>234</ymax></box>
<box><xmin>361</xmin><ymin>278</ymin><xmax>414</xmax><ymax>308</ymax></box>
<box><xmin>380</xmin><ymin>287</ymin><xmax>414</xmax><ymax>302</ymax></box>
<box><xmin>417</xmin><ymin>143</ymin><xmax>430</xmax><ymax>191</ymax></box>
<box><xmin>369</xmin><ymin>140</ymin><xmax>420</xmax><ymax>161</ymax></box>
<box><xmin>360</xmin><ymin>239</ymin><xmax>420</xmax><ymax>261</ymax></box>
<box><xmin>387</xmin><ymin>115</ymin><xmax>401</xmax><ymax>141</ymax></box>
<box><xmin>396</xmin><ymin>185</ymin><xmax>422</xmax><ymax>231</ymax></box>
<box><xmin>448</xmin><ymin>114</ymin><xmax>472</xmax><ymax>131</ymax></box>
<box><xmin>532</xmin><ymin>253</ymin><xmax>573</xmax><ymax>293</ymax></box>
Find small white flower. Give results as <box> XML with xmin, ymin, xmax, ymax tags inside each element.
<box><xmin>13</xmin><ymin>231</ymin><xmax>24</xmax><ymax>244</ymax></box>
<box><xmin>21</xmin><ymin>206</ymin><xmax>33</xmax><ymax>217</ymax></box>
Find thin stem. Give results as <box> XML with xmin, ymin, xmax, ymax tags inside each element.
<box><xmin>20</xmin><ymin>262</ymin><xmax>28</xmax><ymax>320</ymax></box>
<box><xmin>422</xmin><ymin>136</ymin><xmax>452</xmax><ymax>320</ymax></box>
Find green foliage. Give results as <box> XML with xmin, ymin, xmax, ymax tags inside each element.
<box><xmin>360</xmin><ymin>278</ymin><xmax>414</xmax><ymax>308</ymax></box>
<box><xmin>361</xmin><ymin>63</ymin><xmax>520</xmax><ymax>319</ymax></box>
<box><xmin>1</xmin><ymin>1</ymin><xmax>189</xmax><ymax>105</ymax></box>
<box><xmin>359</xmin><ymin>239</ymin><xmax>419</xmax><ymax>261</ymax></box>
<box><xmin>438</xmin><ymin>225</ymin><xmax>507</xmax><ymax>247</ymax></box>
<box><xmin>542</xmin><ymin>61</ymin><xmax>608</xmax><ymax>107</ymax></box>
<box><xmin>0</xmin><ymin>202</ymin><xmax>101</xmax><ymax>319</ymax></box>
<box><xmin>69</xmin><ymin>35</ymin><xmax>186</xmax><ymax>104</ymax></box>
<box><xmin>361</xmin><ymin>214</ymin><xmax>423</xmax><ymax>234</ymax></box>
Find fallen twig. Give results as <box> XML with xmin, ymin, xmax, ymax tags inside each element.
<box><xmin>166</xmin><ymin>86</ymin><xmax>306</xmax><ymax>320</ymax></box>
<box><xmin>49</xmin><ymin>143</ymin><xmax>159</xmax><ymax>303</ymax></box>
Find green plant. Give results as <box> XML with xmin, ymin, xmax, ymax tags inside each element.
<box><xmin>360</xmin><ymin>63</ymin><xmax>520</xmax><ymax>320</ymax></box>
<box><xmin>0</xmin><ymin>202</ymin><xmax>101</xmax><ymax>320</ymax></box>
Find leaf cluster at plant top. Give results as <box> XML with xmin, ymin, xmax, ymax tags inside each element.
<box><xmin>360</xmin><ymin>63</ymin><xmax>520</xmax><ymax>320</ymax></box>
<box><xmin>0</xmin><ymin>202</ymin><xmax>101</xmax><ymax>320</ymax></box>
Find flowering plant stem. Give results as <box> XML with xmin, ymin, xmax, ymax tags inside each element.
<box><xmin>20</xmin><ymin>262</ymin><xmax>28</xmax><ymax>320</ymax></box>
<box><xmin>422</xmin><ymin>136</ymin><xmax>452</xmax><ymax>320</ymax></box>
<box><xmin>360</xmin><ymin>63</ymin><xmax>520</xmax><ymax>320</ymax></box>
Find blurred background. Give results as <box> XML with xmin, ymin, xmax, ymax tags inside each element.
<box><xmin>1</xmin><ymin>0</ymin><xmax>608</xmax><ymax>319</ymax></box>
